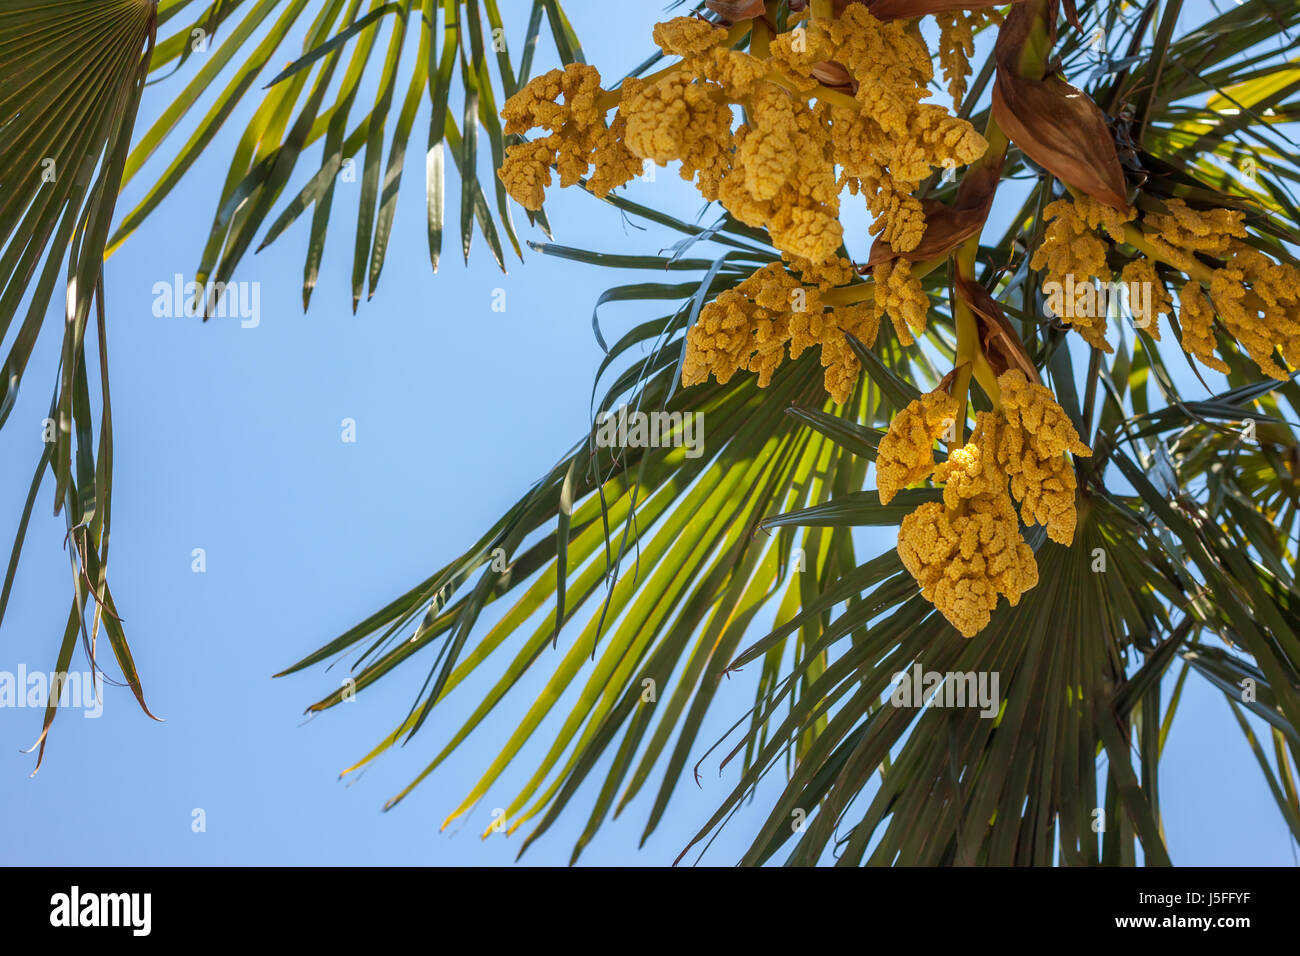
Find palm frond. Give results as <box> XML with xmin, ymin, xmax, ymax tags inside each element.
<box><xmin>108</xmin><ymin>0</ymin><xmax>592</xmax><ymax>310</ymax></box>
<box><xmin>0</xmin><ymin>0</ymin><xmax>591</xmax><ymax>759</ymax></box>
<box><xmin>0</xmin><ymin>0</ymin><xmax>161</xmax><ymax>767</ymax></box>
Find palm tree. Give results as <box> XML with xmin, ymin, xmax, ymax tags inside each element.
<box><xmin>3</xmin><ymin>0</ymin><xmax>1299</xmax><ymax>865</ymax></box>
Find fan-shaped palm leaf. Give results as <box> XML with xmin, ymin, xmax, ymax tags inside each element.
<box><xmin>0</xmin><ymin>0</ymin><xmax>161</xmax><ymax>766</ymax></box>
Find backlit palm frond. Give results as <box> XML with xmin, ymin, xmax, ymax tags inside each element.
<box><xmin>0</xmin><ymin>0</ymin><xmax>161</xmax><ymax>767</ymax></box>
<box><xmin>0</xmin><ymin>0</ymin><xmax>590</xmax><ymax>760</ymax></box>
<box><xmin>277</xmin><ymin>200</ymin><xmax>910</xmax><ymax>859</ymax></box>
<box><xmin>109</xmin><ymin>0</ymin><xmax>591</xmax><ymax>312</ymax></box>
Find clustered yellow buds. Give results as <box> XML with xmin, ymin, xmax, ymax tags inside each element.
<box><xmin>1033</xmin><ymin>195</ymin><xmax>1300</xmax><ymax>379</ymax></box>
<box><xmin>1191</xmin><ymin>243</ymin><xmax>1300</xmax><ymax>381</ymax></box>
<box><xmin>890</xmin><ymin>371</ymin><xmax>1091</xmax><ymax>637</ymax></box>
<box><xmin>1118</xmin><ymin>257</ymin><xmax>1173</xmax><ymax>343</ymax></box>
<box><xmin>718</xmin><ymin>83</ymin><xmax>843</xmax><ymax>263</ymax></box>
<box><xmin>871</xmin><ymin>258</ymin><xmax>929</xmax><ymax>346</ymax></box>
<box><xmin>681</xmin><ymin>260</ymin><xmax>879</xmax><ymax>404</ymax></box>
<box><xmin>934</xmin><ymin>8</ymin><xmax>1002</xmax><ymax>108</ymax></box>
<box><xmin>876</xmin><ymin>388</ymin><xmax>957</xmax><ymax>504</ymax></box>
<box><xmin>498</xmin><ymin>64</ymin><xmax>643</xmax><ymax>206</ymax></box>
<box><xmin>995</xmin><ymin>369</ymin><xmax>1092</xmax><ymax>546</ymax></box>
<box><xmin>499</xmin><ymin>11</ymin><xmax>987</xmax><ymax>264</ymax></box>
<box><xmin>1029</xmin><ymin>196</ymin><xmax>1135</xmax><ymax>350</ymax></box>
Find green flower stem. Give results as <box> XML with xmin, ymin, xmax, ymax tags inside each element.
<box><xmin>811</xmin><ymin>0</ymin><xmax>836</xmax><ymax>21</ymax></box>
<box><xmin>1122</xmin><ymin>222</ymin><xmax>1271</xmax><ymax>315</ymax></box>
<box><xmin>751</xmin><ymin>15</ymin><xmax>772</xmax><ymax>59</ymax></box>
<box><xmin>821</xmin><ymin>254</ymin><xmax>946</xmax><ymax>308</ymax></box>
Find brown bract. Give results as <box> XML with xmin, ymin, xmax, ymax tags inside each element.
<box><xmin>810</xmin><ymin>60</ymin><xmax>856</xmax><ymax>90</ymax></box>
<box><xmin>865</xmin><ymin>200</ymin><xmax>980</xmax><ymax>266</ymax></box>
<box><xmin>953</xmin><ymin>272</ymin><xmax>1041</xmax><ymax>384</ymax></box>
<box><xmin>990</xmin><ymin>1</ymin><xmax>1127</xmax><ymax>210</ymax></box>
<box><xmin>992</xmin><ymin>73</ymin><xmax>1128</xmax><ymax>211</ymax></box>
<box><xmin>704</xmin><ymin>0</ymin><xmax>767</xmax><ymax>22</ymax></box>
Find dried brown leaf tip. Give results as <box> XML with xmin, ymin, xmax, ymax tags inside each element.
<box><xmin>990</xmin><ymin>1</ymin><xmax>1128</xmax><ymax>212</ymax></box>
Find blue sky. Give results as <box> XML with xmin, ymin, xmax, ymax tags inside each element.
<box><xmin>0</xmin><ymin>1</ymin><xmax>1295</xmax><ymax>866</ymax></box>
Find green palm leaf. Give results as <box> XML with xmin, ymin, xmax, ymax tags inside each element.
<box><xmin>0</xmin><ymin>0</ymin><xmax>161</xmax><ymax>766</ymax></box>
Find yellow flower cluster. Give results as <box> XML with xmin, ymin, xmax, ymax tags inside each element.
<box><xmin>653</xmin><ymin>17</ymin><xmax>731</xmax><ymax>60</ymax></box>
<box><xmin>620</xmin><ymin>73</ymin><xmax>734</xmax><ymax>200</ymax></box>
<box><xmin>872</xmin><ymin>258</ymin><xmax>929</xmax><ymax>346</ymax></box>
<box><xmin>898</xmin><ymin>412</ymin><xmax>1039</xmax><ymax>639</ymax></box>
<box><xmin>1144</xmin><ymin>199</ymin><xmax>1244</xmax><ymax>272</ymax></box>
<box><xmin>1177</xmin><ymin>281</ymin><xmax>1222</xmax><ymax>370</ymax></box>
<box><xmin>876</xmin><ymin>388</ymin><xmax>958</xmax><ymax>505</ymax></box>
<box><xmin>994</xmin><ymin>370</ymin><xmax>1092</xmax><ymax>545</ymax></box>
<box><xmin>499</xmin><ymin>63</ymin><xmax>643</xmax><ymax>207</ymax></box>
<box><xmin>1145</xmin><ymin>201</ymin><xmax>1300</xmax><ymax>380</ymax></box>
<box><xmin>1033</xmin><ymin>196</ymin><xmax>1300</xmax><ymax>379</ymax></box>
<box><xmin>934</xmin><ymin>8</ymin><xmax>1002</xmax><ymax>108</ymax></box>
<box><xmin>774</xmin><ymin>6</ymin><xmax>987</xmax><ymax>252</ymax></box>
<box><xmin>681</xmin><ymin>260</ymin><xmax>879</xmax><ymax>404</ymax></box>
<box><xmin>1119</xmin><ymin>256</ymin><xmax>1173</xmax><ymax>342</ymax></box>
<box><xmin>718</xmin><ymin>83</ymin><xmax>844</xmax><ymax>263</ymax></box>
<box><xmin>1209</xmin><ymin>250</ymin><xmax>1300</xmax><ymax>379</ymax></box>
<box><xmin>1029</xmin><ymin>196</ymin><xmax>1135</xmax><ymax>351</ymax></box>
<box><xmin>499</xmin><ymin>11</ymin><xmax>987</xmax><ymax>263</ymax></box>
<box><xmin>891</xmin><ymin>372</ymin><xmax>1091</xmax><ymax>637</ymax></box>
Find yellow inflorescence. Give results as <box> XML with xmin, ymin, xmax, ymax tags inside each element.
<box><xmin>1029</xmin><ymin>197</ymin><xmax>1136</xmax><ymax>351</ymax></box>
<box><xmin>934</xmin><ymin>9</ymin><xmax>1001</xmax><ymax>108</ymax></box>
<box><xmin>993</xmin><ymin>370</ymin><xmax>1091</xmax><ymax>545</ymax></box>
<box><xmin>932</xmin><ymin>415</ymin><xmax>1002</xmax><ymax>505</ymax></box>
<box><xmin>681</xmin><ymin>261</ymin><xmax>880</xmax><ymax>404</ymax></box>
<box><xmin>1119</xmin><ymin>256</ymin><xmax>1172</xmax><ymax>341</ymax></box>
<box><xmin>891</xmin><ymin>372</ymin><xmax>1090</xmax><ymax>637</ymax></box>
<box><xmin>1177</xmin><ymin>281</ymin><xmax>1226</xmax><ymax>372</ymax></box>
<box><xmin>1206</xmin><ymin>239</ymin><xmax>1300</xmax><ymax>379</ymax></box>
<box><xmin>718</xmin><ymin>84</ymin><xmax>844</xmax><ymax>263</ymax></box>
<box><xmin>652</xmin><ymin>16</ymin><xmax>730</xmax><ymax>59</ymax></box>
<box><xmin>1035</xmin><ymin>196</ymin><xmax>1300</xmax><ymax>380</ymax></box>
<box><xmin>875</xmin><ymin>388</ymin><xmax>958</xmax><ymax>504</ymax></box>
<box><xmin>787</xmin><ymin>253</ymin><xmax>858</xmax><ymax>292</ymax></box>
<box><xmin>620</xmin><ymin>74</ymin><xmax>734</xmax><ymax>199</ymax></box>
<box><xmin>898</xmin><ymin>409</ymin><xmax>1038</xmax><ymax>639</ymax></box>
<box><xmin>499</xmin><ymin>11</ymin><xmax>987</xmax><ymax>263</ymax></box>
<box><xmin>872</xmin><ymin>258</ymin><xmax>929</xmax><ymax>346</ymax></box>
<box><xmin>1144</xmin><ymin>199</ymin><xmax>1244</xmax><ymax>272</ymax></box>
<box><xmin>499</xmin><ymin>64</ymin><xmax>643</xmax><ymax>206</ymax></box>
<box><xmin>898</xmin><ymin>495</ymin><xmax>1039</xmax><ymax>639</ymax></box>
